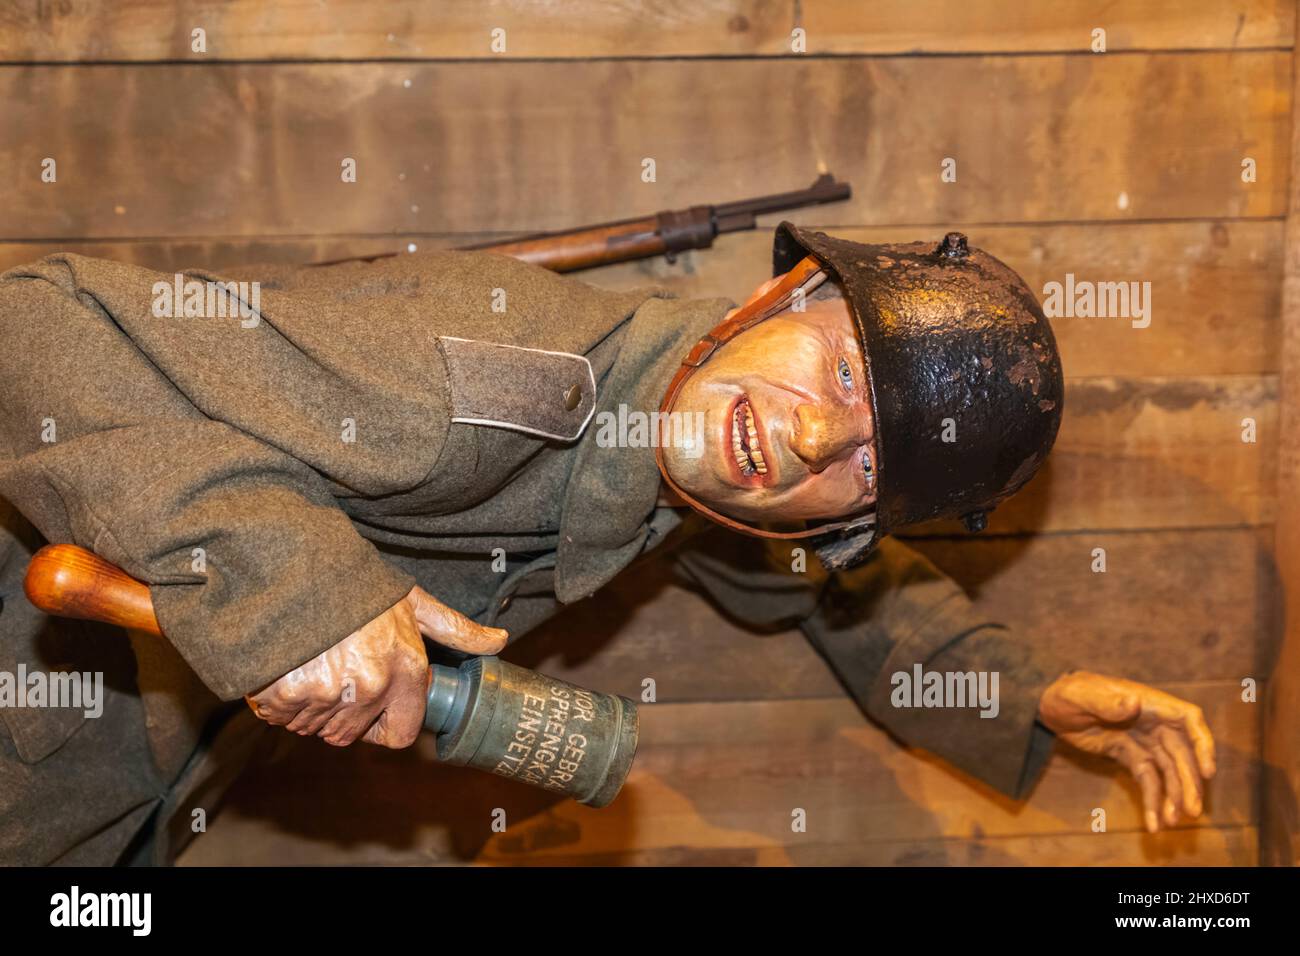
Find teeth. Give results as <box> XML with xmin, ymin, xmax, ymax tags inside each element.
<box><xmin>731</xmin><ymin>400</ymin><xmax>767</xmax><ymax>477</ymax></box>
<box><xmin>732</xmin><ymin>409</ymin><xmax>749</xmax><ymax>474</ymax></box>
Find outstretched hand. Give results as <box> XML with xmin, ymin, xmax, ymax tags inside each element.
<box><xmin>1038</xmin><ymin>671</ymin><xmax>1216</xmax><ymax>833</ymax></box>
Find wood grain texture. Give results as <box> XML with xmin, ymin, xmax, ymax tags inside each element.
<box><xmin>963</xmin><ymin>374</ymin><xmax>1277</xmax><ymax>534</ymax></box>
<box><xmin>0</xmin><ymin>52</ymin><xmax>1287</xmax><ymax>239</ymax></box>
<box><xmin>514</xmin><ymin>528</ymin><xmax>1274</xmax><ymax>697</ymax></box>
<box><xmin>175</xmin><ymin>681</ymin><xmax>1257</xmax><ymax>866</ymax></box>
<box><xmin>0</xmin><ymin>1</ymin><xmax>1289</xmax><ymax>61</ymax></box>
<box><xmin>803</xmin><ymin>1</ymin><xmax>1294</xmax><ymax>57</ymax></box>
<box><xmin>418</xmin><ymin>828</ymin><xmax>1260</xmax><ymax>867</ymax></box>
<box><xmin>22</xmin><ymin>544</ymin><xmax>161</xmax><ymax>635</ymax></box>
<box><xmin>1263</xmin><ymin>0</ymin><xmax>1300</xmax><ymax>868</ymax></box>
<box><xmin>0</xmin><ymin>219</ymin><xmax>1282</xmax><ymax>378</ymax></box>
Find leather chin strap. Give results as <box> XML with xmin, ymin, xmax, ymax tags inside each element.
<box><xmin>654</xmin><ymin>255</ymin><xmax>878</xmax><ymax>540</ymax></box>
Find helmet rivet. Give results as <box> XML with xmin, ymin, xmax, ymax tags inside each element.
<box><xmin>938</xmin><ymin>232</ymin><xmax>970</xmax><ymax>259</ymax></box>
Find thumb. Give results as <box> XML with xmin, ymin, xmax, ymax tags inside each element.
<box><xmin>406</xmin><ymin>587</ymin><xmax>509</xmax><ymax>654</ymax></box>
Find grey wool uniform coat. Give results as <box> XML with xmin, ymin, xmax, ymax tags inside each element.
<box><xmin>0</xmin><ymin>248</ymin><xmax>1066</xmax><ymax>865</ymax></box>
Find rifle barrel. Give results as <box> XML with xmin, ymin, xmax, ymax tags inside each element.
<box><xmin>712</xmin><ymin>173</ymin><xmax>852</xmax><ymax>234</ymax></box>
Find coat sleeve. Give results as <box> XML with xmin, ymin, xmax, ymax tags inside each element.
<box><xmin>672</xmin><ymin>527</ymin><xmax>1069</xmax><ymax>799</ymax></box>
<box><xmin>0</xmin><ymin>257</ymin><xmax>423</xmax><ymax>699</ymax></box>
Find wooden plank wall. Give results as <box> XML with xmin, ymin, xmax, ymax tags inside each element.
<box><xmin>1268</xmin><ymin>7</ymin><xmax>1300</xmax><ymax>869</ymax></box>
<box><xmin>0</xmin><ymin>2</ymin><xmax>1289</xmax><ymax>865</ymax></box>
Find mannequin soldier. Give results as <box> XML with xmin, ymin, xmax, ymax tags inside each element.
<box><xmin>0</xmin><ymin>224</ymin><xmax>1215</xmax><ymax>864</ymax></box>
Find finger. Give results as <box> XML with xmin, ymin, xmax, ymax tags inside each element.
<box><xmin>1157</xmin><ymin>726</ymin><xmax>1205</xmax><ymax>818</ymax></box>
<box><xmin>1130</xmin><ymin>691</ymin><xmax>1218</xmax><ymax>779</ymax></box>
<box><xmin>361</xmin><ymin>701</ymin><xmax>424</xmax><ymax>749</ymax></box>
<box><xmin>1183</xmin><ymin>707</ymin><xmax>1217</xmax><ymax>780</ymax></box>
<box><xmin>246</xmin><ymin>687</ymin><xmax>287</xmax><ymax>719</ymax></box>
<box><xmin>1105</xmin><ymin>735</ymin><xmax>1163</xmax><ymax>833</ymax></box>
<box><xmin>407</xmin><ymin>587</ymin><xmax>508</xmax><ymax>654</ymax></box>
<box><xmin>246</xmin><ymin>662</ymin><xmax>320</xmax><ymax>722</ymax></box>
<box><xmin>1147</xmin><ymin>742</ymin><xmax>1183</xmax><ymax>828</ymax></box>
<box><xmin>286</xmin><ymin>699</ymin><xmax>345</xmax><ymax>736</ymax></box>
<box><xmin>246</xmin><ymin>692</ymin><xmax>307</xmax><ymax>727</ymax></box>
<box><xmin>318</xmin><ymin>706</ymin><xmax>379</xmax><ymax>747</ymax></box>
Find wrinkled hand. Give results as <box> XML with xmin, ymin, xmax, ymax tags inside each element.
<box><xmin>1039</xmin><ymin>671</ymin><xmax>1216</xmax><ymax>832</ymax></box>
<box><xmin>246</xmin><ymin>586</ymin><xmax>508</xmax><ymax>748</ymax></box>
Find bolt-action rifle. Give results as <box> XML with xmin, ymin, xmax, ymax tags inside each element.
<box><xmin>313</xmin><ymin>173</ymin><xmax>852</xmax><ymax>272</ymax></box>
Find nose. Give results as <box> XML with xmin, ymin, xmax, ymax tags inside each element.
<box><xmin>790</xmin><ymin>403</ymin><xmax>864</xmax><ymax>473</ymax></box>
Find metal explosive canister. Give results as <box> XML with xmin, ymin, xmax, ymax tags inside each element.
<box><xmin>23</xmin><ymin>543</ymin><xmax>640</xmax><ymax>808</ymax></box>
<box><xmin>424</xmin><ymin>656</ymin><xmax>638</xmax><ymax>807</ymax></box>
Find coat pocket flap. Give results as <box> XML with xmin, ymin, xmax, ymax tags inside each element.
<box><xmin>439</xmin><ymin>336</ymin><xmax>596</xmax><ymax>442</ymax></box>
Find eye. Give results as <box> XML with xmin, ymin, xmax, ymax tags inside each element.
<box><xmin>861</xmin><ymin>449</ymin><xmax>874</xmax><ymax>483</ymax></box>
<box><xmin>837</xmin><ymin>356</ymin><xmax>854</xmax><ymax>391</ymax></box>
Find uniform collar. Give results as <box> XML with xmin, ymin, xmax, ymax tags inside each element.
<box><xmin>555</xmin><ymin>295</ymin><xmax>732</xmax><ymax>603</ymax></box>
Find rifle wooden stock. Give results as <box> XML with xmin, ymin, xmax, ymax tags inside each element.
<box><xmin>23</xmin><ymin>544</ymin><xmax>162</xmax><ymax>637</ymax></box>
<box><xmin>468</xmin><ymin>215</ymin><xmax>683</xmax><ymax>272</ymax></box>
<box><xmin>463</xmin><ymin>205</ymin><xmax>718</xmax><ymax>272</ymax></box>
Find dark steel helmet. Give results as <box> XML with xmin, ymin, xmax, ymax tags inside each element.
<box><xmin>772</xmin><ymin>222</ymin><xmax>1065</xmax><ymax>569</ymax></box>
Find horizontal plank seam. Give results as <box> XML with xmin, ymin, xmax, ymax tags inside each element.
<box><xmin>0</xmin><ymin>47</ymin><xmax>1291</xmax><ymax>68</ymax></box>
<box><xmin>1064</xmin><ymin>373</ymin><xmax>1279</xmax><ymax>380</ymax></box>
<box><xmin>0</xmin><ymin>218</ymin><xmax>1286</xmax><ymax>246</ymax></box>
<box><xmin>901</xmin><ymin>523</ymin><xmax>1272</xmax><ymax>541</ymax></box>
<box><xmin>440</xmin><ymin>823</ymin><xmax>1260</xmax><ymax>863</ymax></box>
<box><xmin>564</xmin><ymin>816</ymin><xmax>1253</xmax><ymax>848</ymax></box>
<box><xmin>642</xmin><ymin>678</ymin><xmax>1263</xmax><ymax>707</ymax></box>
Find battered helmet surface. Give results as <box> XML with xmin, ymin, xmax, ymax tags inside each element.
<box><xmin>771</xmin><ymin>223</ymin><xmax>1064</xmax><ymax>567</ymax></box>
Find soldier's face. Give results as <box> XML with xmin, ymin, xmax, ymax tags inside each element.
<box><xmin>660</xmin><ymin>285</ymin><xmax>877</xmax><ymax>523</ymax></box>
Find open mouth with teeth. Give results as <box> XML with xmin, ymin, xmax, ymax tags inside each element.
<box><xmin>730</xmin><ymin>397</ymin><xmax>768</xmax><ymax>477</ymax></box>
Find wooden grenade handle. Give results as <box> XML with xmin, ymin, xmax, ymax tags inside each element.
<box><xmin>23</xmin><ymin>543</ymin><xmax>162</xmax><ymax>637</ymax></box>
